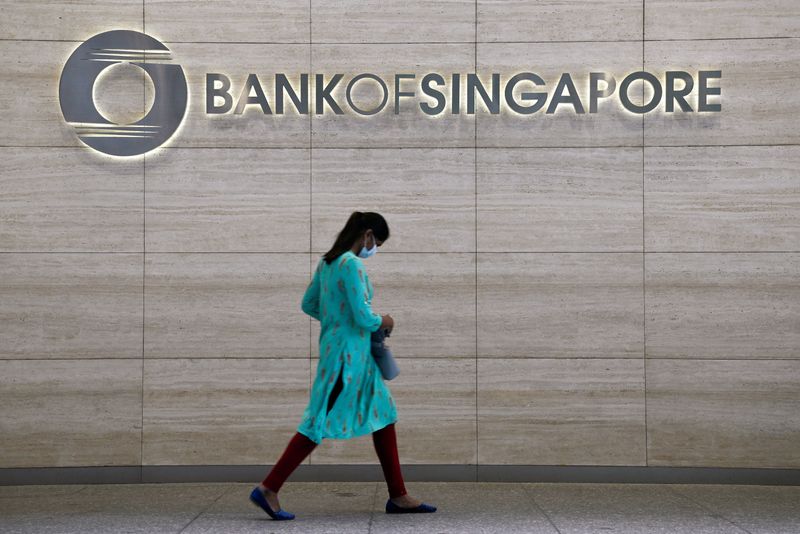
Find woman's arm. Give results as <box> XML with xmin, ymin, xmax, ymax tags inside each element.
<box><xmin>340</xmin><ymin>255</ymin><xmax>383</xmax><ymax>332</ymax></box>
<box><xmin>301</xmin><ymin>259</ymin><xmax>322</xmax><ymax>321</ymax></box>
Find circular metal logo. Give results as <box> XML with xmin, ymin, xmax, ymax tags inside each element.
<box><xmin>59</xmin><ymin>30</ymin><xmax>188</xmax><ymax>156</ymax></box>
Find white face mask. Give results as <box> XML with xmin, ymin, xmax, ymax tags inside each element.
<box><xmin>358</xmin><ymin>233</ymin><xmax>378</xmax><ymax>259</ymax></box>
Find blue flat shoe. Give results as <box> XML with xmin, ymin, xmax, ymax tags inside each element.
<box><xmin>385</xmin><ymin>498</ymin><xmax>437</xmax><ymax>514</ymax></box>
<box><xmin>249</xmin><ymin>487</ymin><xmax>295</xmax><ymax>520</ymax></box>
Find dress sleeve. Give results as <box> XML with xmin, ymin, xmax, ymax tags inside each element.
<box><xmin>340</xmin><ymin>255</ymin><xmax>382</xmax><ymax>332</ymax></box>
<box><xmin>301</xmin><ymin>259</ymin><xmax>323</xmax><ymax>321</ymax></box>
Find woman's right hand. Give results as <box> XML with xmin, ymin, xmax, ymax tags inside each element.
<box><xmin>381</xmin><ymin>314</ymin><xmax>394</xmax><ymax>333</ymax></box>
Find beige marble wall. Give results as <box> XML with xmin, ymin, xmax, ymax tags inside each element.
<box><xmin>1</xmin><ymin>0</ymin><xmax>798</xmax><ymax>471</ymax></box>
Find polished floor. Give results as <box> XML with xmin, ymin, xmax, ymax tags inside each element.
<box><xmin>1</xmin><ymin>481</ymin><xmax>798</xmax><ymax>533</ymax></box>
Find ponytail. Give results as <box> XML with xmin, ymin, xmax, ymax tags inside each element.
<box><xmin>322</xmin><ymin>211</ymin><xmax>390</xmax><ymax>264</ymax></box>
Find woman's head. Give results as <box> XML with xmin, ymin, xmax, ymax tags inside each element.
<box><xmin>323</xmin><ymin>211</ymin><xmax>390</xmax><ymax>264</ymax></box>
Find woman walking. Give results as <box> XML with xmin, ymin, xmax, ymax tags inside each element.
<box><xmin>250</xmin><ymin>211</ymin><xmax>437</xmax><ymax>520</ymax></box>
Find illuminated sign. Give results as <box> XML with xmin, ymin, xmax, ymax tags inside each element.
<box><xmin>59</xmin><ymin>30</ymin><xmax>187</xmax><ymax>156</ymax></box>
<box><xmin>60</xmin><ymin>30</ymin><xmax>722</xmax><ymax>157</ymax></box>
<box><xmin>207</xmin><ymin>70</ymin><xmax>721</xmax><ymax>116</ymax></box>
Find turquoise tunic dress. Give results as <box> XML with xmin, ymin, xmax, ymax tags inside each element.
<box><xmin>296</xmin><ymin>251</ymin><xmax>398</xmax><ymax>444</ymax></box>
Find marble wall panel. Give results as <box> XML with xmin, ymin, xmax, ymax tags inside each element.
<box><xmin>477</xmin><ymin>358</ymin><xmax>646</xmax><ymax>465</ymax></box>
<box><xmin>2</xmin><ymin>0</ymin><xmax>797</xmax><ymax>472</ymax></box>
<box><xmin>477</xmin><ymin>147</ymin><xmax>643</xmax><ymax>252</ymax></box>
<box><xmin>645</xmin><ymin>146</ymin><xmax>800</xmax><ymax>252</ymax></box>
<box><xmin>646</xmin><ymin>0</ymin><xmax>800</xmax><ymax>40</ymax></box>
<box><xmin>142</xmin><ymin>358</ymin><xmax>309</xmax><ymax>465</ymax></box>
<box><xmin>476</xmin><ymin>42</ymin><xmax>643</xmax><ymax>147</ymax></box>
<box><xmin>0</xmin><ymin>253</ymin><xmax>143</xmax><ymax>359</ymax></box>
<box><xmin>145</xmin><ymin>0</ymin><xmax>309</xmax><ymax>43</ymax></box>
<box><xmin>645</xmin><ymin>253</ymin><xmax>800</xmax><ymax>359</ymax></box>
<box><xmin>0</xmin><ymin>0</ymin><xmax>142</xmax><ymax>40</ymax></box>
<box><xmin>478</xmin><ymin>0</ymin><xmax>643</xmax><ymax>42</ymax></box>
<box><xmin>647</xmin><ymin>359</ymin><xmax>800</xmax><ymax>468</ymax></box>
<box><xmin>644</xmin><ymin>39</ymin><xmax>800</xmax><ymax>146</ymax></box>
<box><xmin>477</xmin><ymin>253</ymin><xmax>643</xmax><ymax>358</ymax></box>
<box><xmin>311</xmin><ymin>148</ymin><xmax>474</xmax><ymax>253</ymax></box>
<box><xmin>310</xmin><ymin>252</ymin><xmax>476</xmax><ymax>358</ymax></box>
<box><xmin>0</xmin><ymin>359</ymin><xmax>142</xmax><ymax>468</ymax></box>
<box><xmin>311</xmin><ymin>44</ymin><xmax>475</xmax><ymax>147</ymax></box>
<box><xmin>145</xmin><ymin>148</ymin><xmax>310</xmax><ymax>252</ymax></box>
<box><xmin>310</xmin><ymin>358</ymin><xmax>476</xmax><ymax>464</ymax></box>
<box><xmin>144</xmin><ymin>253</ymin><xmax>310</xmax><ymax>358</ymax></box>
<box><xmin>312</xmin><ymin>0</ymin><xmax>474</xmax><ymax>43</ymax></box>
<box><xmin>0</xmin><ymin>148</ymin><xmax>143</xmax><ymax>252</ymax></box>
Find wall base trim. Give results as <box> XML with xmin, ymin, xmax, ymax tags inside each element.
<box><xmin>2</xmin><ymin>464</ymin><xmax>798</xmax><ymax>486</ymax></box>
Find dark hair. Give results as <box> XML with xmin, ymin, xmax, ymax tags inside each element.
<box><xmin>323</xmin><ymin>211</ymin><xmax>390</xmax><ymax>264</ymax></box>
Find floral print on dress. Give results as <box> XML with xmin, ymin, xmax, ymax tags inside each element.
<box><xmin>295</xmin><ymin>251</ymin><xmax>398</xmax><ymax>444</ymax></box>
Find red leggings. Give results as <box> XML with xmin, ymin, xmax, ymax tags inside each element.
<box><xmin>262</xmin><ymin>423</ymin><xmax>407</xmax><ymax>498</ymax></box>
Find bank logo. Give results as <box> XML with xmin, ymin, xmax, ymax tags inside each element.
<box><xmin>59</xmin><ymin>30</ymin><xmax>188</xmax><ymax>156</ymax></box>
